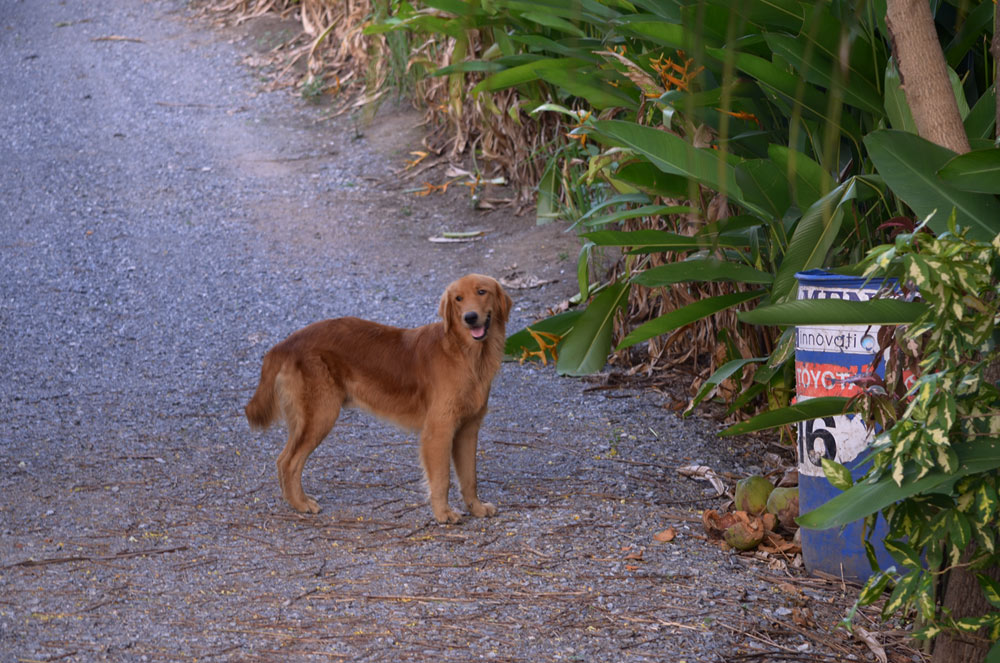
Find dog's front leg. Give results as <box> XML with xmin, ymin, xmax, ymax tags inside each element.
<box><xmin>453</xmin><ymin>412</ymin><xmax>496</xmax><ymax>518</ymax></box>
<box><xmin>419</xmin><ymin>417</ymin><xmax>461</xmax><ymax>524</ymax></box>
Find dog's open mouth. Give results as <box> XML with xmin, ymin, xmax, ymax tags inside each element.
<box><xmin>469</xmin><ymin>312</ymin><xmax>492</xmax><ymax>341</ymax></box>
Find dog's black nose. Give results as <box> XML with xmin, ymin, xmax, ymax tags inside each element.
<box><xmin>464</xmin><ymin>311</ymin><xmax>479</xmax><ymax>325</ymax></box>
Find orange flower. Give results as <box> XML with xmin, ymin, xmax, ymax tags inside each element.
<box><xmin>518</xmin><ymin>328</ymin><xmax>563</xmax><ymax>365</ymax></box>
<box><xmin>718</xmin><ymin>109</ymin><xmax>761</xmax><ymax>127</ymax></box>
<box><xmin>649</xmin><ymin>52</ymin><xmax>704</xmax><ymax>92</ymax></box>
<box><xmin>404</xmin><ymin>151</ymin><xmax>429</xmax><ymax>170</ymax></box>
<box><xmin>413</xmin><ymin>182</ymin><xmax>450</xmax><ymax>197</ymax></box>
<box><xmin>564</xmin><ymin>110</ymin><xmax>593</xmax><ymax>148</ymax></box>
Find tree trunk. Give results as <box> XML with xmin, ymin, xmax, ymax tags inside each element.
<box><xmin>884</xmin><ymin>2</ymin><xmax>997</xmax><ymax>662</ymax></box>
<box><xmin>885</xmin><ymin>0</ymin><xmax>971</xmax><ymax>155</ymax></box>
<box><xmin>933</xmin><ymin>547</ymin><xmax>1000</xmax><ymax>663</ymax></box>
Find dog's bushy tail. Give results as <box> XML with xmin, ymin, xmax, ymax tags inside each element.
<box><xmin>246</xmin><ymin>351</ymin><xmax>282</xmax><ymax>429</ymax></box>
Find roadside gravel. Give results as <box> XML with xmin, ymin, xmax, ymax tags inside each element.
<box><xmin>0</xmin><ymin>2</ymin><xmax>920</xmax><ymax>661</ymax></box>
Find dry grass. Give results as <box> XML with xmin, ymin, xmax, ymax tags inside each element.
<box><xmin>203</xmin><ymin>0</ymin><xmax>390</xmax><ymax>108</ymax></box>
<box><xmin>607</xmin><ymin>197</ymin><xmax>776</xmax><ymax>406</ymax></box>
<box><xmin>394</xmin><ymin>27</ymin><xmax>568</xmax><ymax>208</ymax></box>
<box><xmin>202</xmin><ymin>0</ymin><xmax>566</xmax><ymax>208</ymax></box>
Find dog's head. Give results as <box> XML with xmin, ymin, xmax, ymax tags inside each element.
<box><xmin>438</xmin><ymin>274</ymin><xmax>512</xmax><ymax>342</ymax></box>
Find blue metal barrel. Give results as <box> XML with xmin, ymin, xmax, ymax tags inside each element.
<box><xmin>795</xmin><ymin>269</ymin><xmax>896</xmax><ymax>580</ymax></box>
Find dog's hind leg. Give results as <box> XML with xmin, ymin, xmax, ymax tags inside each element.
<box><xmin>275</xmin><ymin>363</ymin><xmax>341</xmax><ymax>514</ymax></box>
<box><xmin>452</xmin><ymin>411</ymin><xmax>497</xmax><ymax>518</ymax></box>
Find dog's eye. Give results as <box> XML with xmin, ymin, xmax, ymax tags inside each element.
<box><xmin>455</xmin><ymin>295</ymin><xmax>463</xmax><ymax>302</ymax></box>
<box><xmin>477</xmin><ymin>289</ymin><xmax>486</xmax><ymax>295</ymax></box>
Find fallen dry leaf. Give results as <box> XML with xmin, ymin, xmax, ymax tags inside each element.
<box><xmin>679</xmin><ymin>465</ymin><xmax>727</xmax><ymax>495</ymax></box>
<box><xmin>791</xmin><ymin>606</ymin><xmax>814</xmax><ymax>628</ymax></box>
<box><xmin>776</xmin><ymin>582</ymin><xmax>803</xmax><ymax>597</ymax></box>
<box><xmin>427</xmin><ymin>233</ymin><xmax>483</xmax><ymax>243</ymax></box>
<box><xmin>498</xmin><ymin>274</ymin><xmax>557</xmax><ymax>290</ymax></box>
<box><xmin>853</xmin><ymin>625</ymin><xmax>888</xmax><ymax>663</ymax></box>
<box><xmin>667</xmin><ymin>397</ymin><xmax>687</xmax><ymax>411</ymax></box>
<box><xmin>623</xmin><ymin>550</ymin><xmax>644</xmax><ymax>561</ymax></box>
<box><xmin>653</xmin><ymin>527</ymin><xmax>676</xmax><ymax>543</ymax></box>
<box><xmin>762</xmin><ymin>452</ymin><xmax>783</xmax><ymax>469</ymax></box>
<box><xmin>92</xmin><ymin>35</ymin><xmax>144</xmax><ymax>43</ymax></box>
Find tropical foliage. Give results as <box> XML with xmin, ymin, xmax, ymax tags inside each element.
<box><xmin>383</xmin><ymin>0</ymin><xmax>998</xmax><ymax>416</ymax></box>
<box><xmin>796</xmin><ymin>222</ymin><xmax>1000</xmax><ymax>659</ymax></box>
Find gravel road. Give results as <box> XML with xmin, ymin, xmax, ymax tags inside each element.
<box><xmin>0</xmin><ymin>2</ymin><xmax>919</xmax><ymax>661</ymax></box>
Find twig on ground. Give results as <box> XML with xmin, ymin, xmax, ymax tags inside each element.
<box><xmin>3</xmin><ymin>546</ymin><xmax>188</xmax><ymax>569</ymax></box>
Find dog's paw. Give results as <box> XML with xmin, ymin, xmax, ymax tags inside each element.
<box><xmin>291</xmin><ymin>496</ymin><xmax>322</xmax><ymax>514</ymax></box>
<box><xmin>469</xmin><ymin>501</ymin><xmax>497</xmax><ymax>518</ymax></box>
<box><xmin>434</xmin><ymin>507</ymin><xmax>463</xmax><ymax>524</ymax></box>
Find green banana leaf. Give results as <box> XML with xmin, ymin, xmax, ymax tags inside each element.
<box><xmin>865</xmin><ymin>130</ymin><xmax>1000</xmax><ymax>240</ymax></box>
<box><xmin>634</xmin><ymin>258</ymin><xmax>773</xmax><ymax>286</ymax></box>
<box><xmin>498</xmin><ymin>0</ymin><xmax>619</xmax><ymax>23</ymax></box>
<box><xmin>938</xmin><ymin>149</ymin><xmax>1000</xmax><ymax>195</ymax></box>
<box><xmin>433</xmin><ymin>61</ymin><xmax>506</xmax><ymax>75</ymax></box>
<box><xmin>582</xmin><ymin>204</ymin><xmax>695</xmax><ymax>228</ymax></box>
<box><xmin>687</xmin><ymin>356</ymin><xmax>768</xmax><ymax>413</ymax></box>
<box><xmin>617</xmin><ymin>289</ymin><xmax>764</xmax><ymax>350</ymax></box>
<box><xmin>719</xmin><ymin>396</ymin><xmax>855</xmax><ymax>437</ymax></box>
<box><xmin>701</xmin><ymin>0</ymin><xmax>803</xmax><ymax>32</ymax></box>
<box><xmin>535</xmin><ymin>68</ymin><xmax>637</xmax><ymax>110</ymax></box>
<box><xmin>798</xmin><ymin>439</ymin><xmax>1000</xmax><ymax>530</ymax></box>
<box><xmin>365</xmin><ymin>14</ymin><xmax>468</xmax><ymax>39</ymax></box>
<box><xmin>739</xmin><ymin>298</ymin><xmax>928</xmax><ymax>326</ymax></box>
<box><xmin>769</xmin><ymin>180</ymin><xmax>856</xmax><ymax>304</ymax></box>
<box><xmin>735</xmin><ymin>159</ymin><xmax>792</xmax><ymax>221</ymax></box>
<box><xmin>964</xmin><ymin>82</ymin><xmax>997</xmax><ymax>142</ymax></box>
<box><xmin>519</xmin><ymin>10</ymin><xmax>588</xmax><ymax>36</ymax></box>
<box><xmin>472</xmin><ymin>57</ymin><xmax>585</xmax><ymax>94</ymax></box>
<box><xmin>716</xmin><ymin>49</ymin><xmax>862</xmax><ymax>144</ymax></box>
<box><xmin>614</xmin><ymin>162</ymin><xmax>691</xmax><ymax>198</ymax></box>
<box><xmin>588</xmin><ymin>120</ymin><xmax>747</xmax><ymax>209</ymax></box>
<box><xmin>557</xmin><ymin>281</ymin><xmax>631</xmax><ymax>375</ymax></box>
<box><xmin>535</xmin><ymin>158</ymin><xmax>560</xmax><ymax>224</ymax></box>
<box><xmin>509</xmin><ymin>35</ymin><xmax>602</xmax><ymax>59</ymax></box>
<box><xmin>585</xmin><ymin>229</ymin><xmax>746</xmax><ymax>251</ymax></box>
<box><xmin>943</xmin><ymin>0</ymin><xmax>995</xmax><ymax>67</ymax></box>
<box><xmin>613</xmin><ymin>15</ymin><xmax>697</xmax><ymax>51</ymax></box>
<box><xmin>421</xmin><ymin>0</ymin><xmax>483</xmax><ymax>15</ymax></box>
<box><xmin>765</xmin><ymin>33</ymin><xmax>883</xmax><ymax>116</ymax></box>
<box><xmin>768</xmin><ymin>145</ymin><xmax>835</xmax><ymax>213</ymax></box>
<box><xmin>797</xmin><ymin>6</ymin><xmax>880</xmax><ymax>89</ymax></box>
<box><xmin>883</xmin><ymin>62</ymin><xmax>917</xmax><ymax>134</ymax></box>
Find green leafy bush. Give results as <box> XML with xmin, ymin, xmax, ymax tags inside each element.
<box><xmin>798</xmin><ymin>219</ymin><xmax>1000</xmax><ymax>656</ymax></box>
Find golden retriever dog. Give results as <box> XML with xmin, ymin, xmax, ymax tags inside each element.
<box><xmin>245</xmin><ymin>274</ymin><xmax>512</xmax><ymax>524</ymax></box>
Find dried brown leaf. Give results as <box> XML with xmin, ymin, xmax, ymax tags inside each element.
<box><xmin>653</xmin><ymin>527</ymin><xmax>676</xmax><ymax>543</ymax></box>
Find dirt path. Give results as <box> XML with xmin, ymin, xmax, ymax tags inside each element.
<box><xmin>0</xmin><ymin>2</ymin><xmax>919</xmax><ymax>661</ymax></box>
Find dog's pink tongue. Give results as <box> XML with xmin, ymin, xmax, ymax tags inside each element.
<box><xmin>471</xmin><ymin>326</ymin><xmax>486</xmax><ymax>339</ymax></box>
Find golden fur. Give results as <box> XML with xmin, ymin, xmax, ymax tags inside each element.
<box><xmin>245</xmin><ymin>274</ymin><xmax>512</xmax><ymax>523</ymax></box>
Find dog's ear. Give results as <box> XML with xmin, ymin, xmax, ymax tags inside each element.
<box><xmin>438</xmin><ymin>287</ymin><xmax>455</xmax><ymax>333</ymax></box>
<box><xmin>494</xmin><ymin>280</ymin><xmax>513</xmax><ymax>324</ymax></box>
